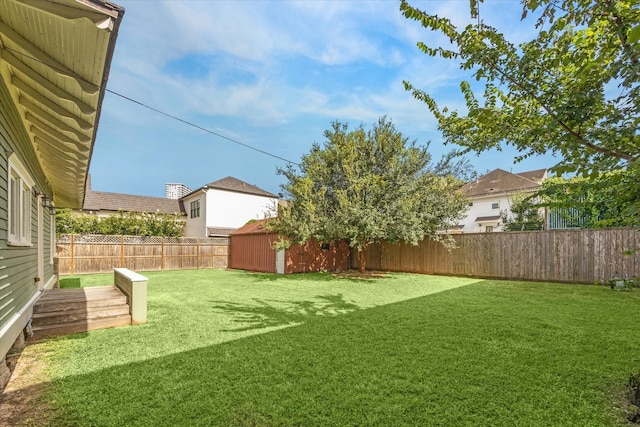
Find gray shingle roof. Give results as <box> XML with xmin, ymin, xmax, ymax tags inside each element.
<box><xmin>83</xmin><ymin>190</ymin><xmax>185</xmax><ymax>215</ymax></box>
<box><xmin>184</xmin><ymin>176</ymin><xmax>277</xmax><ymax>199</ymax></box>
<box><xmin>460</xmin><ymin>168</ymin><xmax>547</xmax><ymax>197</ymax></box>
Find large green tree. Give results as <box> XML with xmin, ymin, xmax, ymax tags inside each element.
<box><xmin>271</xmin><ymin>117</ymin><xmax>468</xmax><ymax>272</ymax></box>
<box><xmin>400</xmin><ymin>0</ymin><xmax>639</xmax><ymax>224</ymax></box>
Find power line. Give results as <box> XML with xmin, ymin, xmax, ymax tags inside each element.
<box><xmin>0</xmin><ymin>45</ymin><xmax>300</xmax><ymax>166</ymax></box>
<box><xmin>105</xmin><ymin>89</ymin><xmax>299</xmax><ymax>165</ymax></box>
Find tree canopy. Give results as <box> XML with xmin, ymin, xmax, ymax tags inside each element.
<box><xmin>540</xmin><ymin>173</ymin><xmax>639</xmax><ymax>228</ymax></box>
<box><xmin>400</xmin><ymin>0</ymin><xmax>639</xmax><ymax>225</ymax></box>
<box><xmin>270</xmin><ymin>117</ymin><xmax>468</xmax><ymax>272</ymax></box>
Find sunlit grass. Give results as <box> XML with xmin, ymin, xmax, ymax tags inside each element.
<box><xmin>42</xmin><ymin>270</ymin><xmax>640</xmax><ymax>426</ymax></box>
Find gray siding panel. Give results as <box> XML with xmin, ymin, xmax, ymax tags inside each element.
<box><xmin>0</xmin><ymin>70</ymin><xmax>48</xmax><ymax>333</ymax></box>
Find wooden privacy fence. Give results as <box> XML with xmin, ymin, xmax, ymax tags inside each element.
<box><xmin>354</xmin><ymin>228</ymin><xmax>640</xmax><ymax>284</ymax></box>
<box><xmin>56</xmin><ymin>234</ymin><xmax>229</xmax><ymax>275</ymax></box>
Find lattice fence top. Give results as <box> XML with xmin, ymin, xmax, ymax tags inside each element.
<box><xmin>58</xmin><ymin>234</ymin><xmax>229</xmax><ymax>245</ymax></box>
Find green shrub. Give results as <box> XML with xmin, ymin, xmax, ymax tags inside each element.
<box><xmin>56</xmin><ymin>209</ymin><xmax>184</xmax><ymax>237</ymax></box>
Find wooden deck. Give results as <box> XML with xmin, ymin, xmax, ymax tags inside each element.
<box><xmin>31</xmin><ymin>286</ymin><xmax>131</xmax><ymax>339</ymax></box>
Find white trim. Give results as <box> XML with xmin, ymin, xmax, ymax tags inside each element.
<box><xmin>0</xmin><ymin>290</ymin><xmax>40</xmax><ymax>360</ymax></box>
<box><xmin>7</xmin><ymin>154</ymin><xmax>35</xmax><ymax>188</ymax></box>
<box><xmin>49</xmin><ymin>215</ymin><xmax>55</xmax><ymax>265</ymax></box>
<box><xmin>7</xmin><ymin>154</ymin><xmax>35</xmax><ymax>246</ymax></box>
<box><xmin>43</xmin><ymin>275</ymin><xmax>57</xmax><ymax>290</ymax></box>
<box><xmin>37</xmin><ymin>200</ymin><xmax>44</xmax><ymax>290</ymax></box>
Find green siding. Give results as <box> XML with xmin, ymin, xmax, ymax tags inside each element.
<box><xmin>0</xmin><ymin>70</ymin><xmax>54</xmax><ymax>333</ymax></box>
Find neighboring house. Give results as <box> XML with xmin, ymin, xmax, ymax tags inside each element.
<box><xmin>82</xmin><ymin>176</ymin><xmax>185</xmax><ymax>218</ymax></box>
<box><xmin>0</xmin><ymin>0</ymin><xmax>123</xmax><ymax>387</ymax></box>
<box><xmin>181</xmin><ymin>177</ymin><xmax>278</xmax><ymax>237</ymax></box>
<box><xmin>457</xmin><ymin>168</ymin><xmax>548</xmax><ymax>233</ymax></box>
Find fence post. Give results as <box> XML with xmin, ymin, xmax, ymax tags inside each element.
<box><xmin>70</xmin><ymin>234</ymin><xmax>75</xmax><ymax>276</ymax></box>
<box><xmin>161</xmin><ymin>236</ymin><xmax>165</xmax><ymax>271</ymax></box>
<box><xmin>120</xmin><ymin>235</ymin><xmax>124</xmax><ymax>267</ymax></box>
<box><xmin>197</xmin><ymin>239</ymin><xmax>200</xmax><ymax>269</ymax></box>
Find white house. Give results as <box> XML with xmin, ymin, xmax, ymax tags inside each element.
<box><xmin>457</xmin><ymin>168</ymin><xmax>548</xmax><ymax>233</ymax></box>
<box><xmin>181</xmin><ymin>177</ymin><xmax>278</xmax><ymax>237</ymax></box>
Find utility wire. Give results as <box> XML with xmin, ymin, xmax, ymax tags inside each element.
<box><xmin>1</xmin><ymin>45</ymin><xmax>300</xmax><ymax>166</ymax></box>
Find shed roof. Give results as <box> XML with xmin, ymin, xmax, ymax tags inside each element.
<box><xmin>207</xmin><ymin>227</ymin><xmax>238</xmax><ymax>237</ymax></box>
<box><xmin>460</xmin><ymin>168</ymin><xmax>547</xmax><ymax>198</ymax></box>
<box><xmin>231</xmin><ymin>219</ymin><xmax>272</xmax><ymax>235</ymax></box>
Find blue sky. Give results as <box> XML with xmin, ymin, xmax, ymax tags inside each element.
<box><xmin>89</xmin><ymin>0</ymin><xmax>556</xmax><ymax>198</ymax></box>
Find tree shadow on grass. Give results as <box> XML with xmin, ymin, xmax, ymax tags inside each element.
<box><xmin>247</xmin><ymin>271</ymin><xmax>391</xmax><ymax>284</ymax></box>
<box><xmin>211</xmin><ymin>294</ymin><xmax>360</xmax><ymax>332</ymax></box>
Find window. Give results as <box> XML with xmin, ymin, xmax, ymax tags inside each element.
<box><xmin>468</xmin><ymin>202</ymin><xmax>474</xmax><ymax>207</ymax></box>
<box><xmin>190</xmin><ymin>199</ymin><xmax>200</xmax><ymax>218</ymax></box>
<box><xmin>485</xmin><ymin>226</ymin><xmax>494</xmax><ymax>233</ymax></box>
<box><xmin>491</xmin><ymin>202</ymin><xmax>499</xmax><ymax>209</ymax></box>
<box><xmin>8</xmin><ymin>154</ymin><xmax>34</xmax><ymax>246</ymax></box>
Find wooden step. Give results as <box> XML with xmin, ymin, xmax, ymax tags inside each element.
<box><xmin>30</xmin><ymin>286</ymin><xmax>132</xmax><ymax>339</ymax></box>
<box><xmin>31</xmin><ymin>315</ymin><xmax>132</xmax><ymax>340</ymax></box>
<box><xmin>33</xmin><ymin>286</ymin><xmax>127</xmax><ymax>314</ymax></box>
<box><xmin>33</xmin><ymin>295</ymin><xmax>127</xmax><ymax>314</ymax></box>
<box><xmin>32</xmin><ymin>305</ymin><xmax>131</xmax><ymax>327</ymax></box>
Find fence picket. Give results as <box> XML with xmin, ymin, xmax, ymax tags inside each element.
<box><xmin>56</xmin><ymin>234</ymin><xmax>229</xmax><ymax>274</ymax></box>
<box><xmin>354</xmin><ymin>228</ymin><xmax>639</xmax><ymax>284</ymax></box>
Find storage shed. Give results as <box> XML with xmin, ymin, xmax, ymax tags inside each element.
<box><xmin>229</xmin><ymin>220</ymin><xmax>350</xmax><ymax>274</ymax></box>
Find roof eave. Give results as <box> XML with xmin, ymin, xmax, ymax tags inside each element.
<box><xmin>80</xmin><ymin>1</ymin><xmax>124</xmax><ymax>209</ymax></box>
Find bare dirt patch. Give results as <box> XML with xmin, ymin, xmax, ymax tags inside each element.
<box><xmin>0</xmin><ymin>343</ymin><xmax>57</xmax><ymax>427</ymax></box>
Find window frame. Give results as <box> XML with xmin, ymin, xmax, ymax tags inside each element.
<box><xmin>491</xmin><ymin>202</ymin><xmax>499</xmax><ymax>209</ymax></box>
<box><xmin>7</xmin><ymin>154</ymin><xmax>35</xmax><ymax>247</ymax></box>
<box><xmin>190</xmin><ymin>199</ymin><xmax>200</xmax><ymax>218</ymax></box>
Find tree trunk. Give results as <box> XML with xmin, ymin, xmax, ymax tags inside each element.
<box><xmin>358</xmin><ymin>248</ymin><xmax>366</xmax><ymax>273</ymax></box>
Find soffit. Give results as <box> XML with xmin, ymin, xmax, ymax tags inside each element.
<box><xmin>0</xmin><ymin>0</ymin><xmax>123</xmax><ymax>208</ymax></box>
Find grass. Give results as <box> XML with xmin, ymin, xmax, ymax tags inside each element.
<box><xmin>35</xmin><ymin>269</ymin><xmax>640</xmax><ymax>426</ymax></box>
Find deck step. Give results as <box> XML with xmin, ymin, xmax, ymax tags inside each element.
<box><xmin>32</xmin><ymin>305</ymin><xmax>131</xmax><ymax>326</ymax></box>
<box><xmin>31</xmin><ymin>315</ymin><xmax>132</xmax><ymax>340</ymax></box>
<box><xmin>33</xmin><ymin>295</ymin><xmax>127</xmax><ymax>314</ymax></box>
<box><xmin>31</xmin><ymin>286</ymin><xmax>132</xmax><ymax>339</ymax></box>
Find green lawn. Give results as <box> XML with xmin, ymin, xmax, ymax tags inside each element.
<box><xmin>38</xmin><ymin>269</ymin><xmax>640</xmax><ymax>426</ymax></box>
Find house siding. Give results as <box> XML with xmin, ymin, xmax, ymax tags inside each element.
<box><xmin>206</xmin><ymin>189</ymin><xmax>276</xmax><ymax>229</ymax></box>
<box><xmin>182</xmin><ymin>193</ymin><xmax>207</xmax><ymax>238</ymax></box>
<box><xmin>461</xmin><ymin>194</ymin><xmax>511</xmax><ymax>232</ymax></box>
<box><xmin>182</xmin><ymin>188</ymin><xmax>277</xmax><ymax>238</ymax></box>
<box><xmin>0</xmin><ymin>70</ymin><xmax>54</xmax><ymax>357</ymax></box>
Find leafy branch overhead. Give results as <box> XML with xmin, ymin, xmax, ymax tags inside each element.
<box><xmin>400</xmin><ymin>0</ymin><xmax>639</xmax><ymax>176</ymax></box>
<box><xmin>400</xmin><ymin>0</ymin><xmax>639</xmax><ymax>226</ymax></box>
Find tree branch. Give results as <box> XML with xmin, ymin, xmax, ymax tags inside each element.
<box><xmin>483</xmin><ymin>57</ymin><xmax>637</xmax><ymax>162</ymax></box>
